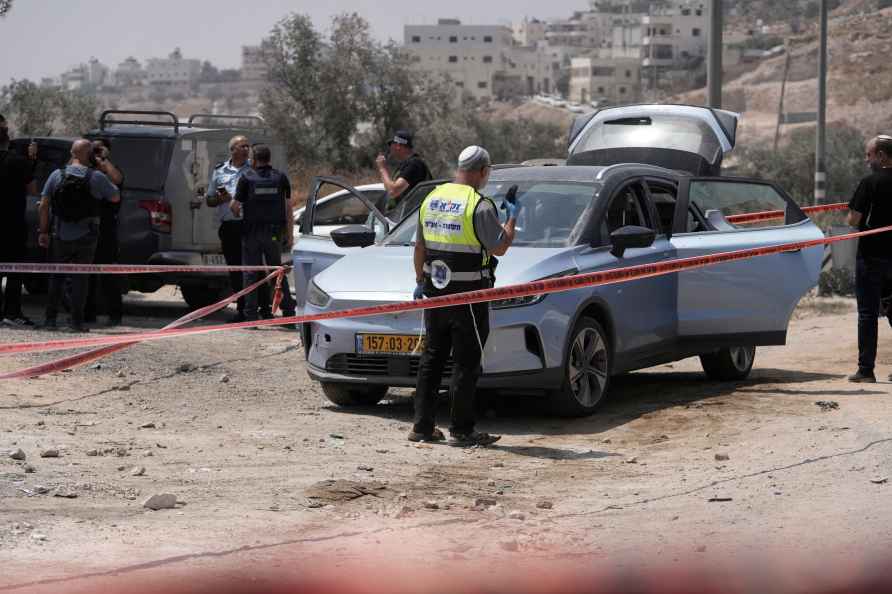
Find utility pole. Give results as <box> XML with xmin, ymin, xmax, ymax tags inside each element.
<box><xmin>815</xmin><ymin>0</ymin><xmax>829</xmax><ymax>205</ymax></box>
<box><xmin>707</xmin><ymin>0</ymin><xmax>723</xmax><ymax>108</ymax></box>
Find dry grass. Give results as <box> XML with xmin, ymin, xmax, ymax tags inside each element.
<box><xmin>792</xmin><ymin>295</ymin><xmax>855</xmax><ymax>319</ymax></box>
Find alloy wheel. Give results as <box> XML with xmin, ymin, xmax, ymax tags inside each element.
<box><xmin>567</xmin><ymin>326</ymin><xmax>609</xmax><ymax>407</ymax></box>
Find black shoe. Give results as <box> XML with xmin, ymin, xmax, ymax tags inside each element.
<box><xmin>260</xmin><ymin>310</ymin><xmax>274</xmax><ymax>320</ymax></box>
<box><xmin>3</xmin><ymin>315</ymin><xmax>35</xmax><ymax>327</ymax></box>
<box><xmin>848</xmin><ymin>370</ymin><xmax>876</xmax><ymax>383</ymax></box>
<box><xmin>448</xmin><ymin>431</ymin><xmax>501</xmax><ymax>447</ymax></box>
<box><xmin>407</xmin><ymin>428</ymin><xmax>445</xmax><ymax>443</ymax></box>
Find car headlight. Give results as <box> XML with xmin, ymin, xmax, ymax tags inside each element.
<box><xmin>306</xmin><ymin>280</ymin><xmax>331</xmax><ymax>308</ymax></box>
<box><xmin>490</xmin><ymin>268</ymin><xmax>579</xmax><ymax>309</ymax></box>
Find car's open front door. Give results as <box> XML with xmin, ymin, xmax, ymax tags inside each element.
<box><xmin>293</xmin><ymin>177</ymin><xmax>391</xmax><ymax>311</ymax></box>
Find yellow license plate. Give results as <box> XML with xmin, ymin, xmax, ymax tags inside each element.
<box><xmin>357</xmin><ymin>334</ymin><xmax>424</xmax><ymax>355</ymax></box>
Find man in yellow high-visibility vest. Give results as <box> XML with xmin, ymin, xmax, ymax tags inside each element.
<box><xmin>409</xmin><ymin>146</ymin><xmax>519</xmax><ymax>447</ymax></box>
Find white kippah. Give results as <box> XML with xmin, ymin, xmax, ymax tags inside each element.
<box><xmin>457</xmin><ymin>145</ymin><xmax>491</xmax><ymax>171</ymax></box>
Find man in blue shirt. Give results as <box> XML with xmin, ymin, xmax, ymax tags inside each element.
<box><xmin>206</xmin><ymin>135</ymin><xmax>270</xmax><ymax>321</ymax></box>
<box><xmin>39</xmin><ymin>139</ymin><xmax>120</xmax><ymax>332</ymax></box>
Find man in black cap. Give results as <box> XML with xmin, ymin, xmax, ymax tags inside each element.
<box><xmin>375</xmin><ymin>129</ymin><xmax>431</xmax><ymax>212</ymax></box>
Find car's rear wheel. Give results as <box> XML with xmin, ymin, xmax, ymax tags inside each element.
<box><xmin>550</xmin><ymin>317</ymin><xmax>611</xmax><ymax>417</ymax></box>
<box><xmin>700</xmin><ymin>346</ymin><xmax>756</xmax><ymax>381</ymax></box>
<box><xmin>180</xmin><ymin>284</ymin><xmax>226</xmax><ymax>310</ymax></box>
<box><xmin>321</xmin><ymin>383</ymin><xmax>388</xmax><ymax>407</ymax></box>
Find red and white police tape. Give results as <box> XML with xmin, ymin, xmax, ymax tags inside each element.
<box><xmin>0</xmin><ymin>268</ymin><xmax>285</xmax><ymax>380</ymax></box>
<box><xmin>0</xmin><ymin>222</ymin><xmax>888</xmax><ymax>369</ymax></box>
<box><xmin>726</xmin><ymin>202</ymin><xmax>848</xmax><ymax>224</ymax></box>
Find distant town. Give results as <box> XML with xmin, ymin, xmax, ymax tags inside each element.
<box><xmin>34</xmin><ymin>0</ymin><xmax>801</xmax><ymax>116</ymax></box>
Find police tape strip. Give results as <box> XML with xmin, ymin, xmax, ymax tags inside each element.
<box><xmin>0</xmin><ymin>269</ymin><xmax>284</xmax><ymax>381</ymax></box>
<box><xmin>0</xmin><ymin>263</ymin><xmax>289</xmax><ymax>275</ymax></box>
<box><xmin>726</xmin><ymin>202</ymin><xmax>848</xmax><ymax>224</ymax></box>
<box><xmin>1</xmin><ymin>223</ymin><xmax>890</xmax><ymax>362</ymax></box>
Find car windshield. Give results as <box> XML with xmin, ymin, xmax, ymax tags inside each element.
<box><xmin>381</xmin><ymin>180</ymin><xmax>596</xmax><ymax>248</ymax></box>
<box><xmin>576</xmin><ymin>114</ymin><xmax>721</xmax><ymax>162</ymax></box>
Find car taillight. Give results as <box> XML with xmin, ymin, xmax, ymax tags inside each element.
<box><xmin>138</xmin><ymin>199</ymin><xmax>172</xmax><ymax>234</ymax></box>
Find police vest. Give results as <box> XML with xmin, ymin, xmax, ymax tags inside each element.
<box><xmin>241</xmin><ymin>167</ymin><xmax>286</xmax><ymax>226</ymax></box>
<box><xmin>419</xmin><ymin>183</ymin><xmax>492</xmax><ymax>296</ymax></box>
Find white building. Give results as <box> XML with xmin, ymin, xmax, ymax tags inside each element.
<box><xmin>512</xmin><ymin>17</ymin><xmax>546</xmax><ymax>47</ymax></box>
<box><xmin>146</xmin><ymin>48</ymin><xmax>202</xmax><ymax>90</ymax></box>
<box><xmin>569</xmin><ymin>51</ymin><xmax>641</xmax><ymax>104</ymax></box>
<box><xmin>114</xmin><ymin>57</ymin><xmax>146</xmax><ymax>88</ymax></box>
<box><xmin>404</xmin><ymin>19</ymin><xmax>555</xmax><ymax>100</ymax></box>
<box><xmin>545</xmin><ymin>11</ymin><xmax>612</xmax><ymax>49</ymax></box>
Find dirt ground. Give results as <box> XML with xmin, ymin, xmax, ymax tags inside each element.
<box><xmin>1</xmin><ymin>291</ymin><xmax>892</xmax><ymax>592</ymax></box>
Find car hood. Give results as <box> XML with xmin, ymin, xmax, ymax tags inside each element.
<box><xmin>314</xmin><ymin>245</ymin><xmax>575</xmax><ymax>300</ymax></box>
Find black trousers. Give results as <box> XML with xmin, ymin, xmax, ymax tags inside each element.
<box><xmin>46</xmin><ymin>234</ymin><xmax>98</xmax><ymax>325</ymax></box>
<box><xmin>242</xmin><ymin>225</ymin><xmax>295</xmax><ymax>319</ymax></box>
<box><xmin>0</xmin><ymin>227</ymin><xmax>25</xmax><ymax>319</ymax></box>
<box><xmin>855</xmin><ymin>256</ymin><xmax>892</xmax><ymax>372</ymax></box>
<box><xmin>219</xmin><ymin>220</ymin><xmax>270</xmax><ymax>315</ymax></box>
<box><xmin>85</xmin><ymin>229</ymin><xmax>122</xmax><ymax>320</ymax></box>
<box><xmin>413</xmin><ymin>301</ymin><xmax>489</xmax><ymax>436</ymax></box>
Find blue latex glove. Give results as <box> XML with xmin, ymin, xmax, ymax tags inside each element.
<box><xmin>500</xmin><ymin>184</ymin><xmax>521</xmax><ymax>220</ymax></box>
<box><xmin>413</xmin><ymin>283</ymin><xmax>425</xmax><ymax>300</ymax></box>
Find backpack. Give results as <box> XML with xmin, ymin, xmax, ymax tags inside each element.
<box><xmin>51</xmin><ymin>168</ymin><xmax>98</xmax><ymax>222</ymax></box>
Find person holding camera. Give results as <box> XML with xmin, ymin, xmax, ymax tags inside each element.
<box><xmin>84</xmin><ymin>139</ymin><xmax>125</xmax><ymax>326</ymax></box>
<box><xmin>0</xmin><ymin>113</ymin><xmax>38</xmax><ymax>327</ymax></box>
<box><xmin>375</xmin><ymin>130</ymin><xmax>431</xmax><ymax>213</ymax></box>
<box><xmin>230</xmin><ymin>144</ymin><xmax>296</xmax><ymax>326</ymax></box>
<box><xmin>39</xmin><ymin>139</ymin><xmax>120</xmax><ymax>332</ymax></box>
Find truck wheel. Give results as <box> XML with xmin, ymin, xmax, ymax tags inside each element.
<box><xmin>321</xmin><ymin>383</ymin><xmax>387</xmax><ymax>407</ymax></box>
<box><xmin>180</xmin><ymin>285</ymin><xmax>226</xmax><ymax>310</ymax></box>
<box><xmin>550</xmin><ymin>316</ymin><xmax>611</xmax><ymax>417</ymax></box>
<box><xmin>700</xmin><ymin>346</ymin><xmax>756</xmax><ymax>381</ymax></box>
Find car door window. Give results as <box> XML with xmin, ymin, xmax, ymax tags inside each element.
<box><xmin>599</xmin><ymin>181</ymin><xmax>653</xmax><ymax>245</ymax></box>
<box><xmin>313</xmin><ymin>193</ymin><xmax>374</xmax><ymax>227</ymax></box>
<box><xmin>688</xmin><ymin>180</ymin><xmax>789</xmax><ymax>230</ymax></box>
<box><xmin>644</xmin><ymin>180</ymin><xmax>678</xmax><ymax>235</ymax></box>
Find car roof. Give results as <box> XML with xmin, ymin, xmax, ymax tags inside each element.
<box><xmin>88</xmin><ymin>126</ymin><xmax>179</xmax><ymax>139</ymax></box>
<box><xmin>490</xmin><ymin>164</ymin><xmax>682</xmax><ymax>184</ymax></box>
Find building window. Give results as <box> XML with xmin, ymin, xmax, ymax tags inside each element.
<box><xmin>449</xmin><ymin>36</ymin><xmax>458</xmax><ymax>43</ymax></box>
<box><xmin>483</xmin><ymin>35</ymin><xmax>493</xmax><ymax>43</ymax></box>
<box><xmin>692</xmin><ymin>28</ymin><xmax>701</xmax><ymax>37</ymax></box>
<box><xmin>411</xmin><ymin>36</ymin><xmax>421</xmax><ymax>43</ymax></box>
<box><xmin>478</xmin><ymin>81</ymin><xmax>488</xmax><ymax>89</ymax></box>
<box><xmin>626</xmin><ymin>69</ymin><xmax>632</xmax><ymax>77</ymax></box>
<box><xmin>448</xmin><ymin>56</ymin><xmax>458</xmax><ymax>63</ymax></box>
<box><xmin>483</xmin><ymin>55</ymin><xmax>493</xmax><ymax>63</ymax></box>
<box><xmin>456</xmin><ymin>81</ymin><xmax>464</xmax><ymax>87</ymax></box>
<box><xmin>696</xmin><ymin>9</ymin><xmax>702</xmax><ymax>16</ymax></box>
<box><xmin>619</xmin><ymin>86</ymin><xmax>626</xmax><ymax>94</ymax></box>
<box><xmin>597</xmin><ymin>86</ymin><xmax>605</xmax><ymax>93</ymax></box>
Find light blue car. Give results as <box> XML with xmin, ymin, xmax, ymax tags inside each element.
<box><xmin>293</xmin><ymin>105</ymin><xmax>824</xmax><ymax>416</ymax></box>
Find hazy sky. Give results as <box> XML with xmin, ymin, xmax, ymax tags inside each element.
<box><xmin>1</xmin><ymin>0</ymin><xmax>587</xmax><ymax>82</ymax></box>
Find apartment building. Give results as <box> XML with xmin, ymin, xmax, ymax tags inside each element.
<box><xmin>404</xmin><ymin>19</ymin><xmax>555</xmax><ymax>100</ymax></box>
<box><xmin>569</xmin><ymin>51</ymin><xmax>641</xmax><ymax>104</ymax></box>
<box><xmin>242</xmin><ymin>43</ymin><xmax>272</xmax><ymax>82</ymax></box>
<box><xmin>146</xmin><ymin>48</ymin><xmax>202</xmax><ymax>89</ymax></box>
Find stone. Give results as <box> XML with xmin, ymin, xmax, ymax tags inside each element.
<box><xmin>33</xmin><ymin>485</ymin><xmax>50</xmax><ymax>494</ymax></box>
<box><xmin>90</xmin><ymin>363</ymin><xmax>102</xmax><ymax>370</ymax></box>
<box><xmin>116</xmin><ymin>370</ymin><xmax>126</xmax><ymax>378</ymax></box>
<box><xmin>176</xmin><ymin>363</ymin><xmax>194</xmax><ymax>373</ymax></box>
<box><xmin>423</xmin><ymin>500</ymin><xmax>439</xmax><ymax>510</ymax></box>
<box><xmin>23</xmin><ymin>464</ymin><xmax>35</xmax><ymax>473</ymax></box>
<box><xmin>138</xmin><ymin>422</ymin><xmax>156</xmax><ymax>429</ymax></box>
<box><xmin>131</xmin><ymin>466</ymin><xmax>146</xmax><ymax>477</ymax></box>
<box><xmin>30</xmin><ymin>533</ymin><xmax>47</xmax><ymax>541</ymax></box>
<box><xmin>143</xmin><ymin>493</ymin><xmax>177</xmax><ymax>510</ymax></box>
<box><xmin>625</xmin><ymin>457</ymin><xmax>638</xmax><ymax>464</ymax></box>
<box><xmin>492</xmin><ymin>461</ymin><xmax>504</xmax><ymax>468</ymax></box>
<box><xmin>714</xmin><ymin>453</ymin><xmax>730</xmax><ymax>462</ymax></box>
<box><xmin>536</xmin><ymin>500</ymin><xmax>554</xmax><ymax>510</ymax></box>
<box><xmin>329</xmin><ymin>433</ymin><xmax>345</xmax><ymax>439</ymax></box>
<box><xmin>8</xmin><ymin>448</ymin><xmax>25</xmax><ymax>460</ymax></box>
<box><xmin>357</xmin><ymin>465</ymin><xmax>373</xmax><ymax>472</ymax></box>
<box><xmin>508</xmin><ymin>510</ymin><xmax>526</xmax><ymax>521</ymax></box>
<box><xmin>54</xmin><ymin>490</ymin><xmax>78</xmax><ymax>499</ymax></box>
<box><xmin>474</xmin><ymin>497</ymin><xmax>497</xmax><ymax>508</ymax></box>
<box><xmin>219</xmin><ymin>374</ymin><xmax>230</xmax><ymax>384</ymax></box>
<box><xmin>39</xmin><ymin>449</ymin><xmax>60</xmax><ymax>458</ymax></box>
<box><xmin>86</xmin><ymin>449</ymin><xmax>99</xmax><ymax>457</ymax></box>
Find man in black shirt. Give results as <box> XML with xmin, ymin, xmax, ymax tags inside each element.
<box><xmin>847</xmin><ymin>134</ymin><xmax>892</xmax><ymax>383</ymax></box>
<box><xmin>0</xmin><ymin>113</ymin><xmax>37</xmax><ymax>326</ymax></box>
<box><xmin>375</xmin><ymin>129</ymin><xmax>431</xmax><ymax>212</ymax></box>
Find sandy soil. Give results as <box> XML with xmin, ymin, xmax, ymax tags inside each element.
<box><xmin>1</xmin><ymin>292</ymin><xmax>891</xmax><ymax>592</ymax></box>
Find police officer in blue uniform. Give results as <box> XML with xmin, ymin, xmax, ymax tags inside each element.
<box><xmin>409</xmin><ymin>146</ymin><xmax>519</xmax><ymax>447</ymax></box>
<box><xmin>231</xmin><ymin>144</ymin><xmax>297</xmax><ymax>325</ymax></box>
<box><xmin>206</xmin><ymin>136</ymin><xmax>270</xmax><ymax>321</ymax></box>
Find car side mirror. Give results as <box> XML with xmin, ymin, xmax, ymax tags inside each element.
<box><xmin>331</xmin><ymin>225</ymin><xmax>376</xmax><ymax>248</ymax></box>
<box><xmin>609</xmin><ymin>225</ymin><xmax>655</xmax><ymax>258</ymax></box>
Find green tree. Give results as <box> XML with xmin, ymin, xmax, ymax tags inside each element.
<box><xmin>0</xmin><ymin>80</ymin><xmax>57</xmax><ymax>136</ymax></box>
<box><xmin>55</xmin><ymin>90</ymin><xmax>99</xmax><ymax>136</ymax></box>
<box><xmin>0</xmin><ymin>0</ymin><xmax>13</xmax><ymax>18</ymax></box>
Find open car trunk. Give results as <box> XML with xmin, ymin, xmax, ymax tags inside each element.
<box><xmin>567</xmin><ymin>104</ymin><xmax>738</xmax><ymax>176</ymax></box>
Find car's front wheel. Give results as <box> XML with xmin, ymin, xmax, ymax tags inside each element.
<box><xmin>321</xmin><ymin>383</ymin><xmax>388</xmax><ymax>407</ymax></box>
<box><xmin>550</xmin><ymin>317</ymin><xmax>611</xmax><ymax>417</ymax></box>
<box><xmin>180</xmin><ymin>284</ymin><xmax>226</xmax><ymax>310</ymax></box>
<box><xmin>700</xmin><ymin>346</ymin><xmax>756</xmax><ymax>381</ymax></box>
